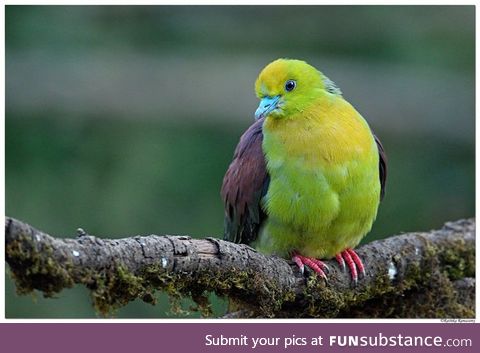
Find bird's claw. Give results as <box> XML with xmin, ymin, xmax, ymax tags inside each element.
<box><xmin>292</xmin><ymin>255</ymin><xmax>305</xmax><ymax>275</ymax></box>
<box><xmin>292</xmin><ymin>249</ymin><xmax>365</xmax><ymax>284</ymax></box>
<box><xmin>335</xmin><ymin>254</ymin><xmax>346</xmax><ymax>272</ymax></box>
<box><xmin>336</xmin><ymin>248</ymin><xmax>365</xmax><ymax>284</ymax></box>
<box><xmin>292</xmin><ymin>252</ymin><xmax>328</xmax><ymax>280</ymax></box>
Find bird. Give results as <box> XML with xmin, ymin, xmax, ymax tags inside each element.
<box><xmin>221</xmin><ymin>58</ymin><xmax>387</xmax><ymax>283</ymax></box>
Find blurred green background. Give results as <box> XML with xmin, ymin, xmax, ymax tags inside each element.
<box><xmin>5</xmin><ymin>6</ymin><xmax>474</xmax><ymax>318</ymax></box>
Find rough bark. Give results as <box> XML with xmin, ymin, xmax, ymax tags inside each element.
<box><xmin>5</xmin><ymin>216</ymin><xmax>475</xmax><ymax>318</ymax></box>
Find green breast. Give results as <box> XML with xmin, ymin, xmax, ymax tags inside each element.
<box><xmin>257</xmin><ymin>132</ymin><xmax>380</xmax><ymax>259</ymax></box>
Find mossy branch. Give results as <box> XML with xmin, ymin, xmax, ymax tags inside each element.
<box><xmin>5</xmin><ymin>216</ymin><xmax>475</xmax><ymax>318</ymax></box>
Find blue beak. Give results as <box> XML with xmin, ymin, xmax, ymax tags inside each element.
<box><xmin>254</xmin><ymin>95</ymin><xmax>280</xmax><ymax>120</ymax></box>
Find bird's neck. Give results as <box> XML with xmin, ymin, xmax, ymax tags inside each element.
<box><xmin>262</xmin><ymin>96</ymin><xmax>374</xmax><ymax>167</ymax></box>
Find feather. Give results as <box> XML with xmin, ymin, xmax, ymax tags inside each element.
<box><xmin>221</xmin><ymin>118</ymin><xmax>269</xmax><ymax>245</ymax></box>
<box><xmin>373</xmin><ymin>133</ymin><xmax>387</xmax><ymax>201</ymax></box>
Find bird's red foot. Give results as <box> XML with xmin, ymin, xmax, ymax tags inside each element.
<box><xmin>335</xmin><ymin>248</ymin><xmax>365</xmax><ymax>284</ymax></box>
<box><xmin>292</xmin><ymin>251</ymin><xmax>329</xmax><ymax>280</ymax></box>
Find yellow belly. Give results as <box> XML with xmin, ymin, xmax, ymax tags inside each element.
<box><xmin>256</xmin><ymin>99</ymin><xmax>381</xmax><ymax>259</ymax></box>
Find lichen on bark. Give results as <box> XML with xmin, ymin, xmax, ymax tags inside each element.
<box><xmin>5</xmin><ymin>217</ymin><xmax>475</xmax><ymax>318</ymax></box>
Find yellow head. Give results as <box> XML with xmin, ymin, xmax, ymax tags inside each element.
<box><xmin>254</xmin><ymin>59</ymin><xmax>342</xmax><ymax>120</ymax></box>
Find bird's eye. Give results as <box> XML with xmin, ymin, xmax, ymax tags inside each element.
<box><xmin>285</xmin><ymin>80</ymin><xmax>296</xmax><ymax>92</ymax></box>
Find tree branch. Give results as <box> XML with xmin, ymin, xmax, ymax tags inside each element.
<box><xmin>5</xmin><ymin>216</ymin><xmax>475</xmax><ymax>318</ymax></box>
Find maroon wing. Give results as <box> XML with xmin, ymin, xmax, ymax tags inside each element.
<box><xmin>373</xmin><ymin>133</ymin><xmax>387</xmax><ymax>201</ymax></box>
<box><xmin>221</xmin><ymin>118</ymin><xmax>269</xmax><ymax>245</ymax></box>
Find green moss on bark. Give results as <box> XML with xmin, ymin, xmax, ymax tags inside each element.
<box><xmin>5</xmin><ymin>217</ymin><xmax>475</xmax><ymax>318</ymax></box>
<box><xmin>6</xmin><ymin>234</ymin><xmax>74</xmax><ymax>297</ymax></box>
